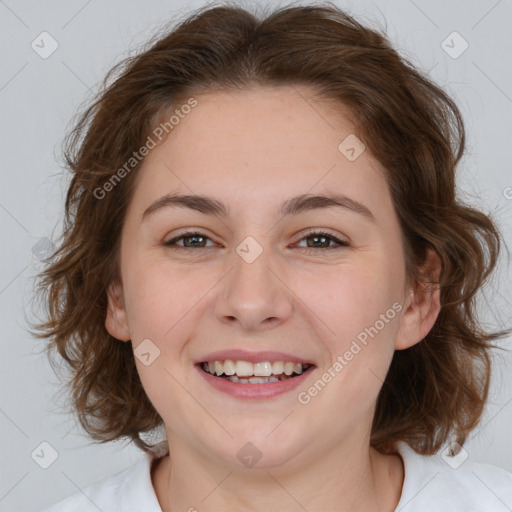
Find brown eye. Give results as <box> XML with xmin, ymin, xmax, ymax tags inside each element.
<box><xmin>296</xmin><ymin>231</ymin><xmax>349</xmax><ymax>250</ymax></box>
<box><xmin>164</xmin><ymin>231</ymin><xmax>214</xmax><ymax>248</ymax></box>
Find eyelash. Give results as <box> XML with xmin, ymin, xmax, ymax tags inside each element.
<box><xmin>163</xmin><ymin>230</ymin><xmax>350</xmax><ymax>252</ymax></box>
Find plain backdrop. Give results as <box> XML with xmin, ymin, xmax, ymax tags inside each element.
<box><xmin>1</xmin><ymin>0</ymin><xmax>511</xmax><ymax>510</ymax></box>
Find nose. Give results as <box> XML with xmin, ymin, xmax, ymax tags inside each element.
<box><xmin>213</xmin><ymin>239</ymin><xmax>293</xmax><ymax>332</ymax></box>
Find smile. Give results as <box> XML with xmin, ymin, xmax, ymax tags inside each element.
<box><xmin>196</xmin><ymin>359</ymin><xmax>316</xmax><ymax>399</ymax></box>
<box><xmin>201</xmin><ymin>360</ymin><xmax>311</xmax><ymax>383</ymax></box>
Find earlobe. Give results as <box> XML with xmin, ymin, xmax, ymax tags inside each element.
<box><xmin>105</xmin><ymin>279</ymin><xmax>131</xmax><ymax>342</ymax></box>
<box><xmin>394</xmin><ymin>248</ymin><xmax>442</xmax><ymax>351</ymax></box>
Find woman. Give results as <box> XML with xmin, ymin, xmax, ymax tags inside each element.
<box><xmin>34</xmin><ymin>2</ymin><xmax>512</xmax><ymax>511</ymax></box>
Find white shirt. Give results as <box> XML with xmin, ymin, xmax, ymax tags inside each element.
<box><xmin>41</xmin><ymin>441</ymin><xmax>512</xmax><ymax>511</ymax></box>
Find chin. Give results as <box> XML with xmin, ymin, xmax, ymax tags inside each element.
<box><xmin>206</xmin><ymin>431</ymin><xmax>303</xmax><ymax>470</ymax></box>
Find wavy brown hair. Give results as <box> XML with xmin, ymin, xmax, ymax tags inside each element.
<box><xmin>30</xmin><ymin>1</ymin><xmax>511</xmax><ymax>456</ymax></box>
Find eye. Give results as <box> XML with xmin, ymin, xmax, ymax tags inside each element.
<box><xmin>294</xmin><ymin>230</ymin><xmax>350</xmax><ymax>251</ymax></box>
<box><xmin>164</xmin><ymin>230</ymin><xmax>216</xmax><ymax>249</ymax></box>
<box><xmin>164</xmin><ymin>229</ymin><xmax>349</xmax><ymax>251</ymax></box>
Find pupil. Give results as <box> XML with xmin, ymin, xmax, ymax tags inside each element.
<box><xmin>309</xmin><ymin>235</ymin><xmax>328</xmax><ymax>248</ymax></box>
<box><xmin>185</xmin><ymin>235</ymin><xmax>205</xmax><ymax>247</ymax></box>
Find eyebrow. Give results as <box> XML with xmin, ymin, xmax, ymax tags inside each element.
<box><xmin>142</xmin><ymin>192</ymin><xmax>375</xmax><ymax>222</ymax></box>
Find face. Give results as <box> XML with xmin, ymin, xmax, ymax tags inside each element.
<box><xmin>106</xmin><ymin>85</ymin><xmax>439</xmax><ymax>472</ymax></box>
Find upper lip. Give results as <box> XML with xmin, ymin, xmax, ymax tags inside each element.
<box><xmin>194</xmin><ymin>349</ymin><xmax>316</xmax><ymax>366</ymax></box>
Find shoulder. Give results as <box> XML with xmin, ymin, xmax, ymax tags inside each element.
<box><xmin>395</xmin><ymin>441</ymin><xmax>512</xmax><ymax>512</ymax></box>
<box><xmin>40</xmin><ymin>453</ymin><xmax>162</xmax><ymax>512</ymax></box>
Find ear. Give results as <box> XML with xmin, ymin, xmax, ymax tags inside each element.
<box><xmin>105</xmin><ymin>279</ymin><xmax>131</xmax><ymax>342</ymax></box>
<box><xmin>394</xmin><ymin>247</ymin><xmax>442</xmax><ymax>351</ymax></box>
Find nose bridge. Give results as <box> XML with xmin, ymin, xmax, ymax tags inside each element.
<box><xmin>214</xmin><ymin>234</ymin><xmax>293</xmax><ymax>330</ymax></box>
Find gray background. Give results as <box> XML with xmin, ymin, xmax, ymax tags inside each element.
<box><xmin>1</xmin><ymin>0</ymin><xmax>511</xmax><ymax>510</ymax></box>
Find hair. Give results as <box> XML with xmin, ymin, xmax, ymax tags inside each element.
<box><xmin>30</xmin><ymin>1</ymin><xmax>511</xmax><ymax>457</ymax></box>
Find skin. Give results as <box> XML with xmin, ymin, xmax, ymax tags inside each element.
<box><xmin>105</xmin><ymin>85</ymin><xmax>441</xmax><ymax>512</ymax></box>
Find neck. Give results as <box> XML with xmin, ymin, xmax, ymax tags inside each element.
<box><xmin>151</xmin><ymin>435</ymin><xmax>404</xmax><ymax>512</ymax></box>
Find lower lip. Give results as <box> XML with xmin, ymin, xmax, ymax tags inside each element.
<box><xmin>196</xmin><ymin>364</ymin><xmax>316</xmax><ymax>400</ymax></box>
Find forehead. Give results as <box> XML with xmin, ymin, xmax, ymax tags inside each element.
<box><xmin>164</xmin><ymin>85</ymin><xmax>358</xmax><ymax>161</ymax></box>
<box><xmin>128</xmin><ymin>85</ymin><xmax>391</xmax><ymax>220</ymax></box>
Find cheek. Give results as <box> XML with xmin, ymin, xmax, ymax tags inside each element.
<box><xmin>298</xmin><ymin>263</ymin><xmax>396</xmax><ymax>349</ymax></box>
<box><xmin>123</xmin><ymin>263</ymin><xmax>196</xmax><ymax>418</ymax></box>
<box><xmin>122</xmin><ymin>257</ymin><xmax>200</xmax><ymax>340</ymax></box>
<box><xmin>296</xmin><ymin>262</ymin><xmax>400</xmax><ymax>407</ymax></box>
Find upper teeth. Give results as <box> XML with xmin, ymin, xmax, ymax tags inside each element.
<box><xmin>203</xmin><ymin>360</ymin><xmax>309</xmax><ymax>377</ymax></box>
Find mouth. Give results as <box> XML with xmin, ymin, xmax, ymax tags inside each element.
<box><xmin>199</xmin><ymin>360</ymin><xmax>314</xmax><ymax>383</ymax></box>
<box><xmin>195</xmin><ymin>358</ymin><xmax>316</xmax><ymax>399</ymax></box>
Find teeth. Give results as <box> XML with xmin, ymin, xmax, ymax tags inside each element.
<box><xmin>201</xmin><ymin>359</ymin><xmax>311</xmax><ymax>378</ymax></box>
<box><xmin>235</xmin><ymin>360</ymin><xmax>254</xmax><ymax>377</ymax></box>
<box><xmin>220</xmin><ymin>375</ymin><xmax>280</xmax><ymax>384</ymax></box>
<box><xmin>254</xmin><ymin>362</ymin><xmax>273</xmax><ymax>377</ymax></box>
<box><xmin>248</xmin><ymin>376</ymin><xmax>280</xmax><ymax>384</ymax></box>
<box><xmin>223</xmin><ymin>359</ymin><xmax>236</xmax><ymax>376</ymax></box>
<box><xmin>284</xmin><ymin>362</ymin><xmax>295</xmax><ymax>376</ymax></box>
<box><xmin>272</xmin><ymin>361</ymin><xmax>284</xmax><ymax>374</ymax></box>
